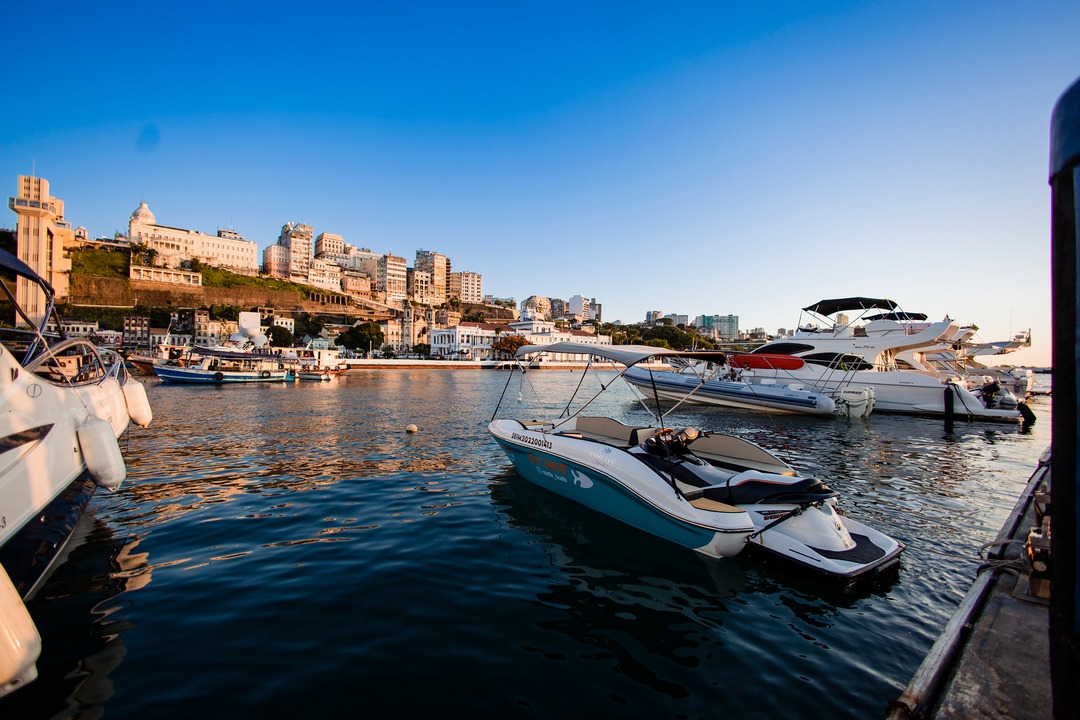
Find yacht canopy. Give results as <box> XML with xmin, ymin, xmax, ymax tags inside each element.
<box><xmin>0</xmin><ymin>248</ymin><xmax>54</xmax><ymax>296</ymax></box>
<box><xmin>802</xmin><ymin>297</ymin><xmax>899</xmax><ymax>316</ymax></box>
<box><xmin>514</xmin><ymin>342</ymin><xmax>727</xmax><ymax>367</ymax></box>
<box><xmin>863</xmin><ymin>311</ymin><xmax>928</xmax><ymax>322</ymax></box>
<box><xmin>189</xmin><ymin>347</ymin><xmax>264</xmax><ymax>360</ymax></box>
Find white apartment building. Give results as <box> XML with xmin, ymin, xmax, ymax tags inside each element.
<box><xmin>128</xmin><ymin>202</ymin><xmax>259</xmax><ymax>274</ymax></box>
<box><xmin>568</xmin><ymin>294</ymin><xmax>591</xmax><ymax>322</ymax></box>
<box><xmin>381</xmin><ymin>254</ymin><xmax>408</xmax><ymax>301</ymax></box>
<box><xmin>459</xmin><ymin>271</ymin><xmax>483</xmax><ymax>304</ymax></box>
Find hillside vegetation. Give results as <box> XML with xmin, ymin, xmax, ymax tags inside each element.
<box><xmin>68</xmin><ymin>247</ymin><xmax>332</xmax><ymax>299</ymax></box>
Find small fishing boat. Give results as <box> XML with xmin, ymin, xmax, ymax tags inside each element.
<box><xmin>0</xmin><ymin>249</ymin><xmax>152</xmax><ymax>697</ymax></box>
<box><xmin>489</xmin><ymin>342</ymin><xmax>903</xmax><ymax>582</ymax></box>
<box><xmin>153</xmin><ymin>347</ymin><xmax>292</xmax><ymax>383</ymax></box>
<box><xmin>295</xmin><ymin>365</ymin><xmax>342</xmax><ymax>381</ymax></box>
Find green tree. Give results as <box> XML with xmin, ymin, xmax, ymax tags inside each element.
<box><xmin>412</xmin><ymin>343</ymin><xmax>431</xmax><ymax>356</ymax></box>
<box><xmin>642</xmin><ymin>324</ymin><xmax>695</xmax><ymax>349</ymax></box>
<box><xmin>337</xmin><ymin>321</ymin><xmax>384</xmax><ymax>353</ymax></box>
<box><xmin>268</xmin><ymin>325</ymin><xmax>294</xmax><ymax>347</ymax></box>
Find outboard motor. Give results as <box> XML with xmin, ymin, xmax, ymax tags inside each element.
<box><xmin>980</xmin><ymin>379</ymin><xmax>1001</xmax><ymax>408</ymax></box>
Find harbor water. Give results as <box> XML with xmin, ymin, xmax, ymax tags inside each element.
<box><xmin>4</xmin><ymin>370</ymin><xmax>1051</xmax><ymax>719</ymax></box>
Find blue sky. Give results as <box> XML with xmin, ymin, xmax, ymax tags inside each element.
<box><xmin>4</xmin><ymin>2</ymin><xmax>1077</xmax><ymax>365</ymax></box>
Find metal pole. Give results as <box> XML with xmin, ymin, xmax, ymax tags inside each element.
<box><xmin>1050</xmin><ymin>73</ymin><xmax>1080</xmax><ymax>720</ymax></box>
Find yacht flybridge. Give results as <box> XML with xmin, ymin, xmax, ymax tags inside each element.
<box><xmin>488</xmin><ymin>342</ymin><xmax>903</xmax><ymax>582</ymax></box>
<box><xmin>749</xmin><ymin>298</ymin><xmax>1034</xmax><ymax>423</ymax></box>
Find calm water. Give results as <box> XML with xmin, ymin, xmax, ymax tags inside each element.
<box><xmin>5</xmin><ymin>369</ymin><xmax>1050</xmax><ymax>719</ymax></box>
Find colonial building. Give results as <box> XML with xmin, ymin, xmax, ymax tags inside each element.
<box><xmin>429</xmin><ymin>316</ymin><xmax>611</xmax><ymax>360</ymax></box>
<box><xmin>128</xmin><ymin>202</ymin><xmax>259</xmax><ymax>274</ymax></box>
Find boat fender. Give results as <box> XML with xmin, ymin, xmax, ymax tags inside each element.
<box><xmin>1019</xmin><ymin>402</ymin><xmax>1037</xmax><ymax>424</ymax></box>
<box><xmin>213</xmin><ymin>372</ymin><xmax>224</xmax><ymax>382</ymax></box>
<box><xmin>78</xmin><ymin>416</ymin><xmax>127</xmax><ymax>490</ymax></box>
<box><xmin>122</xmin><ymin>379</ymin><xmax>154</xmax><ymax>427</ymax></box>
<box><xmin>261</xmin><ymin>370</ymin><xmax>271</xmax><ymax>378</ymax></box>
<box><xmin>0</xmin><ymin>565</ymin><xmax>40</xmax><ymax>698</ymax></box>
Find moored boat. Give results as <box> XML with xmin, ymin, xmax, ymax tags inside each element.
<box><xmin>749</xmin><ymin>298</ymin><xmax>1034</xmax><ymax>423</ymax></box>
<box><xmin>624</xmin><ymin>353</ymin><xmax>875</xmax><ymax>417</ymax></box>
<box><xmin>0</xmin><ymin>249</ymin><xmax>152</xmax><ymax>697</ymax></box>
<box><xmin>153</xmin><ymin>347</ymin><xmax>292</xmax><ymax>383</ymax></box>
<box><xmin>489</xmin><ymin>342</ymin><xmax>903</xmax><ymax>582</ymax></box>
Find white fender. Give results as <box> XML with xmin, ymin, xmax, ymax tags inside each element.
<box><xmin>78</xmin><ymin>416</ymin><xmax>127</xmax><ymax>490</ymax></box>
<box><xmin>122</xmin><ymin>379</ymin><xmax>153</xmax><ymax>427</ymax></box>
<box><xmin>0</xmin><ymin>564</ymin><xmax>40</xmax><ymax>698</ymax></box>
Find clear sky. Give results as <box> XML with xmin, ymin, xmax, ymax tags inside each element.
<box><xmin>4</xmin><ymin>2</ymin><xmax>1077</xmax><ymax>366</ymax></box>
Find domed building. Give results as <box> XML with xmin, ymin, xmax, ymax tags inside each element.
<box><xmin>128</xmin><ymin>202</ymin><xmax>259</xmax><ymax>274</ymax></box>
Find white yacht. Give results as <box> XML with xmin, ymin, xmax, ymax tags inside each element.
<box><xmin>747</xmin><ymin>298</ymin><xmax>1033</xmax><ymax>423</ymax></box>
<box><xmin>0</xmin><ymin>249</ymin><xmax>152</xmax><ymax>697</ymax></box>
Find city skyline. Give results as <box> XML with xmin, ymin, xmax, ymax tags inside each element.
<box><xmin>4</xmin><ymin>3</ymin><xmax>1078</xmax><ymax>364</ymax></box>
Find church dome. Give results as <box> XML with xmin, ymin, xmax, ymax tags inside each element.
<box><xmin>131</xmin><ymin>201</ymin><xmax>155</xmax><ymax>225</ymax></box>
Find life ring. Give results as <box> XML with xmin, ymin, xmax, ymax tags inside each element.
<box><xmin>261</xmin><ymin>370</ymin><xmax>271</xmax><ymax>378</ymax></box>
<box><xmin>212</xmin><ymin>372</ymin><xmax>224</xmax><ymax>381</ymax></box>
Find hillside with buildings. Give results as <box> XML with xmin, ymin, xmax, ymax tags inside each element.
<box><xmin>5</xmin><ymin>174</ymin><xmax>626</xmax><ymax>358</ymax></box>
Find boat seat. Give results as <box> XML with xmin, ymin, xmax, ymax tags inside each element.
<box><xmin>703</xmin><ymin>476</ymin><xmax>837</xmax><ymax>506</ymax></box>
<box><xmin>574</xmin><ymin>417</ymin><xmax>653</xmax><ymax>448</ymax></box>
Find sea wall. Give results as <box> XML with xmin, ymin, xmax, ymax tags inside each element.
<box><xmin>67</xmin><ymin>275</ymin><xmax>387</xmax><ymax>317</ymax></box>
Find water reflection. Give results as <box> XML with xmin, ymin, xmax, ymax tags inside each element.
<box><xmin>2</xmin><ymin>374</ymin><xmax>1048</xmax><ymax>718</ymax></box>
<box><xmin>6</xmin><ymin>511</ymin><xmax>149</xmax><ymax>718</ymax></box>
<box><xmin>487</xmin><ymin>471</ymin><xmax>890</xmax><ymax>707</ymax></box>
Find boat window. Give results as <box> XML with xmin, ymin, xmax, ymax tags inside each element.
<box><xmin>751</xmin><ymin>342</ymin><xmax>815</xmax><ymax>356</ymax></box>
<box><xmin>800</xmin><ymin>353</ymin><xmax>874</xmax><ymax>371</ymax></box>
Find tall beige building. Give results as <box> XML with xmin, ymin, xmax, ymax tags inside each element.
<box><xmin>415</xmin><ymin>249</ymin><xmax>450</xmax><ymax>304</ymax></box>
<box><xmin>8</xmin><ymin>176</ymin><xmax>74</xmax><ymax>324</ymax></box>
<box><xmin>315</xmin><ymin>232</ymin><xmax>344</xmax><ymax>257</ymax></box>
<box><xmin>277</xmin><ymin>222</ymin><xmax>314</xmax><ymax>284</ymax></box>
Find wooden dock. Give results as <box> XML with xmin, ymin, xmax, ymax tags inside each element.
<box><xmin>889</xmin><ymin>449</ymin><xmax>1052</xmax><ymax>719</ymax></box>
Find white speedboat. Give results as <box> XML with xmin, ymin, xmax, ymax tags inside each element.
<box><xmin>623</xmin><ymin>354</ymin><xmax>874</xmax><ymax>417</ymax></box>
<box><xmin>748</xmin><ymin>298</ymin><xmax>1034</xmax><ymax>423</ymax></box>
<box><xmin>0</xmin><ymin>249</ymin><xmax>152</xmax><ymax>697</ymax></box>
<box><xmin>488</xmin><ymin>342</ymin><xmax>903</xmax><ymax>582</ymax></box>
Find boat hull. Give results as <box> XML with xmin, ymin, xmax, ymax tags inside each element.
<box><xmin>489</xmin><ymin>420</ymin><xmax>754</xmax><ymax>558</ymax></box>
<box><xmin>741</xmin><ymin>502</ymin><xmax>904</xmax><ymax>581</ymax></box>
<box><xmin>749</xmin><ymin>366</ymin><xmax>1026</xmax><ymax>422</ymax></box>
<box><xmin>624</xmin><ymin>366</ymin><xmax>840</xmax><ymax>416</ymax></box>
<box><xmin>153</xmin><ymin>365</ymin><xmax>291</xmax><ymax>383</ymax></box>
